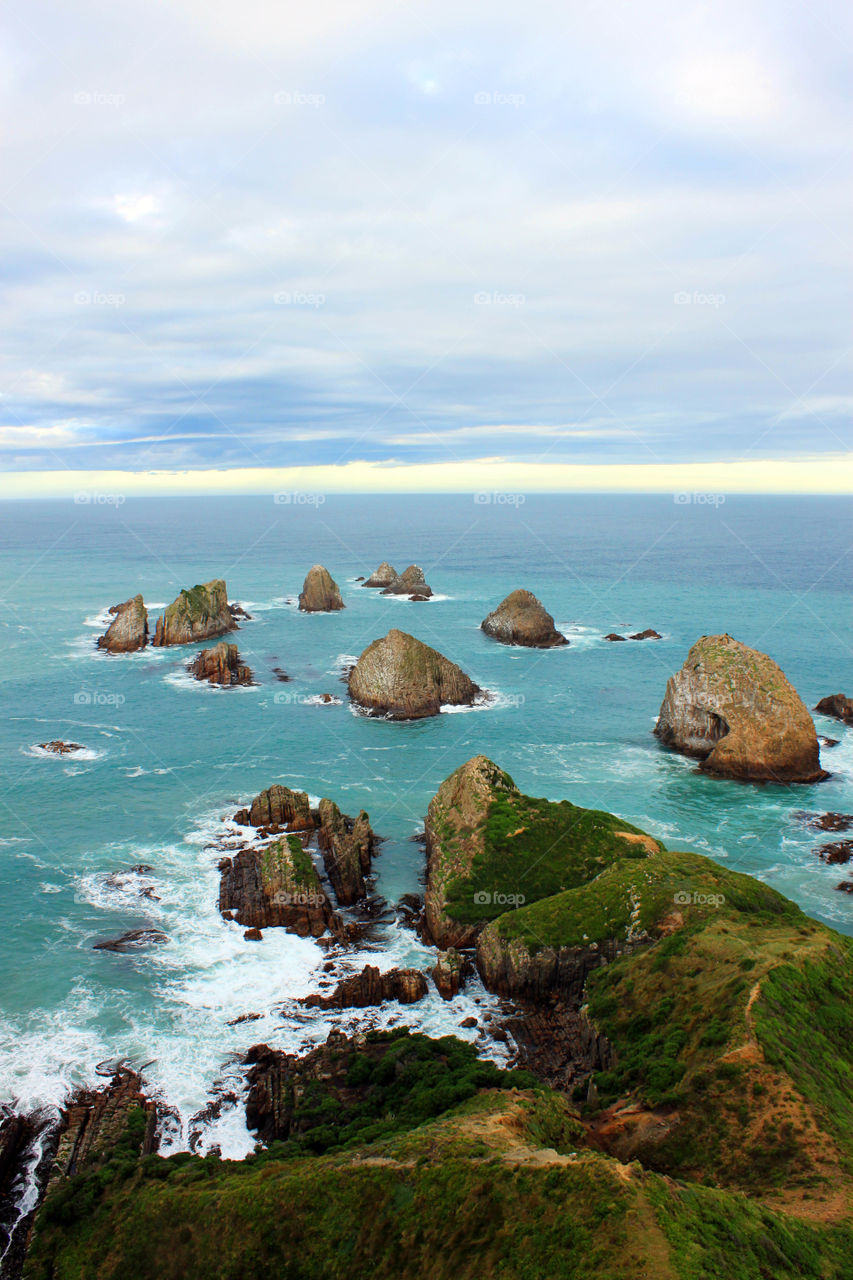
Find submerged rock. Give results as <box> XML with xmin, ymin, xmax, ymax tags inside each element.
<box><xmin>796</xmin><ymin>811</ymin><xmax>853</xmax><ymax>833</ymax></box>
<box><xmin>815</xmin><ymin>694</ymin><xmax>853</xmax><ymax>726</ymax></box>
<box><xmin>481</xmin><ymin>590</ymin><xmax>567</xmax><ymax>648</ymax></box>
<box><xmin>188</xmin><ymin>642</ymin><xmax>254</xmax><ymax>686</ymax></box>
<box><xmin>97</xmin><ymin>594</ymin><xmax>148</xmax><ymax>653</ymax></box>
<box><xmin>817</xmin><ymin>841</ymin><xmax>853</xmax><ymax>865</ymax></box>
<box><xmin>300</xmin><ymin>965</ymin><xmax>428</xmax><ymax>1009</ymax></box>
<box><xmin>37</xmin><ymin>740</ymin><xmax>85</xmax><ymax>755</ymax></box>
<box><xmin>152</xmin><ymin>580</ymin><xmax>233</xmax><ymax>647</ymax></box>
<box><xmin>92</xmin><ymin>928</ymin><xmax>168</xmax><ymax>952</ymax></box>
<box><xmin>604</xmin><ymin>633</ymin><xmax>628</xmax><ymax>642</ymax></box>
<box><xmin>348</xmin><ymin>628</ymin><xmax>481</xmax><ymax>719</ymax></box>
<box><xmin>298</xmin><ymin>565</ymin><xmax>345</xmax><ymax>613</ymax></box>
<box><xmin>655</xmin><ymin>634</ymin><xmax>826</xmax><ymax>783</ymax></box>
<box><xmin>218</xmin><ymin>835</ymin><xmax>342</xmax><ymax>938</ymax></box>
<box><xmin>362</xmin><ymin>561</ymin><xmax>397</xmax><ymax>588</ymax></box>
<box><xmin>380</xmin><ymin>565</ymin><xmax>433</xmax><ymax>597</ymax></box>
<box><xmin>629</xmin><ymin>629</ymin><xmax>661</xmax><ymax>641</ymax></box>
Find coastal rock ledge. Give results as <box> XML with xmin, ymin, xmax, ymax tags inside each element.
<box><xmin>655</xmin><ymin>633</ymin><xmax>826</xmax><ymax>783</ymax></box>
<box><xmin>348</xmin><ymin>629</ymin><xmax>481</xmax><ymax>719</ymax></box>
<box><xmin>298</xmin><ymin>564</ymin><xmax>345</xmax><ymax>613</ymax></box>
<box><xmin>481</xmin><ymin>589</ymin><xmax>567</xmax><ymax>648</ymax></box>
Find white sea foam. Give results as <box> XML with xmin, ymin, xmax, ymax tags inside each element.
<box><xmin>24</xmin><ymin>743</ymin><xmax>101</xmax><ymax>762</ymax></box>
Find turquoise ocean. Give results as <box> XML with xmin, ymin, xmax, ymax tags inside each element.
<box><xmin>0</xmin><ymin>493</ymin><xmax>850</xmax><ymax>1158</ymax></box>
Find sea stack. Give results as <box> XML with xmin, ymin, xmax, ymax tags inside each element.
<box><xmin>363</xmin><ymin>562</ymin><xmax>397</xmax><ymax>588</ymax></box>
<box><xmin>188</xmin><ymin>642</ymin><xmax>254</xmax><ymax>686</ymax></box>
<box><xmin>380</xmin><ymin>565</ymin><xmax>433</xmax><ymax>598</ymax></box>
<box><xmin>298</xmin><ymin>565</ymin><xmax>345</xmax><ymax>613</ymax></box>
<box><xmin>97</xmin><ymin>594</ymin><xmax>148</xmax><ymax>653</ymax></box>
<box><xmin>480</xmin><ymin>590</ymin><xmax>567</xmax><ymax>648</ymax></box>
<box><xmin>348</xmin><ymin>629</ymin><xmax>480</xmax><ymax>719</ymax></box>
<box><xmin>655</xmin><ymin>634</ymin><xmax>826</xmax><ymax>783</ymax></box>
<box><xmin>152</xmin><ymin>580</ymin><xmax>233</xmax><ymax>646</ymax></box>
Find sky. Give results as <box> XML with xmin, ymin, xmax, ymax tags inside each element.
<box><xmin>1</xmin><ymin>0</ymin><xmax>851</xmax><ymax>494</ymax></box>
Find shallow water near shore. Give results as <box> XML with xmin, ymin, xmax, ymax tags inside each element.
<box><xmin>0</xmin><ymin>493</ymin><xmax>850</xmax><ymax>1154</ymax></box>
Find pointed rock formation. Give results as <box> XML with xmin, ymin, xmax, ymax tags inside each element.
<box><xmin>381</xmin><ymin>565</ymin><xmax>433</xmax><ymax>597</ymax></box>
<box><xmin>363</xmin><ymin>561</ymin><xmax>397</xmax><ymax>588</ymax></box>
<box><xmin>188</xmin><ymin>642</ymin><xmax>254</xmax><ymax>686</ymax></box>
<box><xmin>152</xmin><ymin>580</ymin><xmax>233</xmax><ymax>646</ymax></box>
<box><xmin>298</xmin><ymin>565</ymin><xmax>345</xmax><ymax>613</ymax></box>
<box><xmin>481</xmin><ymin>589</ymin><xmax>567</xmax><ymax>648</ymax></box>
<box><xmin>316</xmin><ymin>799</ymin><xmax>374</xmax><ymax>905</ymax></box>
<box><xmin>655</xmin><ymin>634</ymin><xmax>826</xmax><ymax>783</ymax></box>
<box><xmin>97</xmin><ymin>594</ymin><xmax>148</xmax><ymax>653</ymax></box>
<box><xmin>348</xmin><ymin>628</ymin><xmax>481</xmax><ymax>719</ymax></box>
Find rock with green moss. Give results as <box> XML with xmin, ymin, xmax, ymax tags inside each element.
<box><xmin>218</xmin><ymin>835</ymin><xmax>341</xmax><ymax>938</ymax></box>
<box><xmin>152</xmin><ymin>580</ymin><xmax>233</xmax><ymax>647</ymax></box>
<box><xmin>298</xmin><ymin>564</ymin><xmax>345</xmax><ymax>613</ymax></box>
<box><xmin>97</xmin><ymin>594</ymin><xmax>148</xmax><ymax>653</ymax></box>
<box><xmin>348</xmin><ymin>629</ymin><xmax>481</xmax><ymax>719</ymax></box>
<box><xmin>481</xmin><ymin>589</ymin><xmax>567</xmax><ymax>648</ymax></box>
<box><xmin>655</xmin><ymin>634</ymin><xmax>826</xmax><ymax>783</ymax></box>
<box><xmin>424</xmin><ymin>755</ymin><xmax>661</xmax><ymax>951</ymax></box>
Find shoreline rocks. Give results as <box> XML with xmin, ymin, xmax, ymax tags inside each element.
<box><xmin>362</xmin><ymin>561</ymin><xmax>397</xmax><ymax>588</ymax></box>
<box><xmin>218</xmin><ymin>834</ymin><xmax>342</xmax><ymax>939</ymax></box>
<box><xmin>380</xmin><ymin>565</ymin><xmax>433</xmax><ymax>597</ymax></box>
<box><xmin>431</xmin><ymin>948</ymin><xmax>469</xmax><ymax>999</ymax></box>
<box><xmin>815</xmin><ymin>694</ymin><xmax>853</xmax><ymax>726</ymax></box>
<box><xmin>188</xmin><ymin>642</ymin><xmax>254</xmax><ymax>687</ymax></box>
<box><xmin>348</xmin><ymin>628</ymin><xmax>481</xmax><ymax>719</ymax></box>
<box><xmin>300</xmin><ymin>965</ymin><xmax>428</xmax><ymax>1009</ymax></box>
<box><xmin>92</xmin><ymin>928</ymin><xmax>167</xmax><ymax>952</ymax></box>
<box><xmin>152</xmin><ymin>580</ymin><xmax>233</xmax><ymax>647</ymax></box>
<box><xmin>298</xmin><ymin>565</ymin><xmax>345</xmax><ymax>613</ymax></box>
<box><xmin>97</xmin><ymin>594</ymin><xmax>148</xmax><ymax>653</ymax></box>
<box><xmin>655</xmin><ymin>634</ymin><xmax>827</xmax><ymax>783</ymax></box>
<box><xmin>316</xmin><ymin>799</ymin><xmax>374</xmax><ymax>905</ymax></box>
<box><xmin>480</xmin><ymin>590</ymin><xmax>567</xmax><ymax>648</ymax></box>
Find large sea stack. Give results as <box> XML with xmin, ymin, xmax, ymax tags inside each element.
<box><xmin>348</xmin><ymin>629</ymin><xmax>480</xmax><ymax>719</ymax></box>
<box><xmin>481</xmin><ymin>589</ymin><xmax>567</xmax><ymax>648</ymax></box>
<box><xmin>655</xmin><ymin>634</ymin><xmax>826</xmax><ymax>783</ymax></box>
<box><xmin>298</xmin><ymin>565</ymin><xmax>345</xmax><ymax>613</ymax></box>
<box><xmin>152</xmin><ymin>580</ymin><xmax>233</xmax><ymax>646</ymax></box>
<box><xmin>188</xmin><ymin>642</ymin><xmax>254</xmax><ymax>686</ymax></box>
<box><xmin>97</xmin><ymin>594</ymin><xmax>148</xmax><ymax>653</ymax></box>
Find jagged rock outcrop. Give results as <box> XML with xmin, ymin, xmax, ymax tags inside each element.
<box><xmin>348</xmin><ymin>629</ymin><xmax>481</xmax><ymax>719</ymax></box>
<box><xmin>37</xmin><ymin>741</ymin><xmax>84</xmax><ymax>755</ymax></box>
<box><xmin>380</xmin><ymin>565</ymin><xmax>433</xmax><ymax>597</ymax></box>
<box><xmin>97</xmin><ymin>594</ymin><xmax>148</xmax><ymax>653</ymax></box>
<box><xmin>316</xmin><ymin>799</ymin><xmax>374</xmax><ymax>905</ymax></box>
<box><xmin>300</xmin><ymin>965</ymin><xmax>428</xmax><ymax>1009</ymax></box>
<box><xmin>604</xmin><ymin>633</ymin><xmax>628</xmax><ymax>642</ymax></box>
<box><xmin>480</xmin><ymin>590</ymin><xmax>567</xmax><ymax>648</ymax></box>
<box><xmin>92</xmin><ymin>928</ymin><xmax>168</xmax><ymax>952</ymax></box>
<box><xmin>298</xmin><ymin>565</ymin><xmax>345</xmax><ymax>613</ymax></box>
<box><xmin>431</xmin><ymin>948</ymin><xmax>469</xmax><ymax>999</ymax></box>
<box><xmin>218</xmin><ymin>836</ymin><xmax>342</xmax><ymax>938</ymax></box>
<box><xmin>152</xmin><ymin>580</ymin><xmax>233</xmax><ymax>646</ymax></box>
<box><xmin>363</xmin><ymin>561</ymin><xmax>397</xmax><ymax>588</ymax></box>
<box><xmin>476</xmin><ymin>930</ymin><xmax>642</xmax><ymax>1004</ymax></box>
<box><xmin>815</xmin><ymin>694</ymin><xmax>853</xmax><ymax>726</ymax></box>
<box><xmin>188</xmin><ymin>642</ymin><xmax>254</xmax><ymax>686</ymax></box>
<box><xmin>500</xmin><ymin>1005</ymin><xmax>611</xmax><ymax>1092</ymax></box>
<box><xmin>629</xmin><ymin>629</ymin><xmax>661</xmax><ymax>640</ymax></box>
<box><xmin>234</xmin><ymin>784</ymin><xmax>314</xmax><ymax>831</ymax></box>
<box><xmin>48</xmin><ymin>1070</ymin><xmax>158</xmax><ymax>1185</ymax></box>
<box><xmin>655</xmin><ymin>634</ymin><xmax>826</xmax><ymax>783</ymax></box>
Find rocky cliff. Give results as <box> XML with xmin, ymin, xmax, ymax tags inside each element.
<box><xmin>380</xmin><ymin>564</ymin><xmax>433</xmax><ymax>597</ymax></box>
<box><xmin>97</xmin><ymin>594</ymin><xmax>148</xmax><ymax>653</ymax></box>
<box><xmin>218</xmin><ymin>835</ymin><xmax>342</xmax><ymax>938</ymax></box>
<box><xmin>298</xmin><ymin>564</ymin><xmax>345</xmax><ymax>613</ymax></box>
<box><xmin>655</xmin><ymin>634</ymin><xmax>826</xmax><ymax>782</ymax></box>
<box><xmin>316</xmin><ymin>798</ymin><xmax>374</xmax><ymax>904</ymax></box>
<box><xmin>348</xmin><ymin>628</ymin><xmax>481</xmax><ymax>718</ymax></box>
<box><xmin>188</xmin><ymin>642</ymin><xmax>254</xmax><ymax>686</ymax></box>
<box><xmin>480</xmin><ymin>589</ymin><xmax>567</xmax><ymax>648</ymax></box>
<box><xmin>152</xmin><ymin>580</ymin><xmax>234</xmax><ymax>646</ymax></box>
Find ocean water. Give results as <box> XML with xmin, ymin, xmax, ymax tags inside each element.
<box><xmin>0</xmin><ymin>493</ymin><xmax>850</xmax><ymax>1156</ymax></box>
